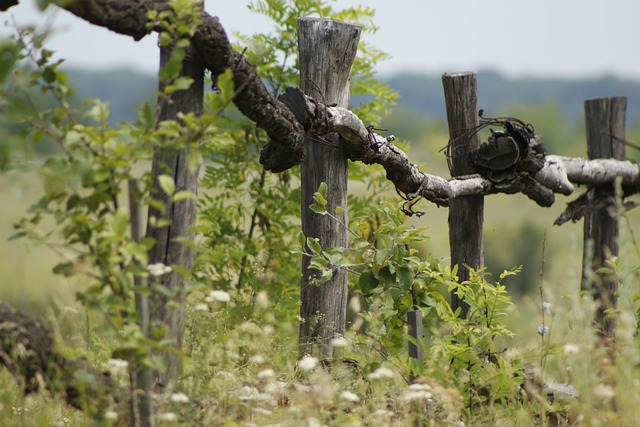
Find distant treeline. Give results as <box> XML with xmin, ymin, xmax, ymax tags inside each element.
<box><xmin>385</xmin><ymin>70</ymin><xmax>640</xmax><ymax>124</ymax></box>
<box><xmin>67</xmin><ymin>68</ymin><xmax>640</xmax><ymax>125</ymax></box>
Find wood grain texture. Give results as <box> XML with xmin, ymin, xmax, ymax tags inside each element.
<box><xmin>147</xmin><ymin>45</ymin><xmax>204</xmax><ymax>387</ymax></box>
<box><xmin>442</xmin><ymin>72</ymin><xmax>484</xmax><ymax>318</ymax></box>
<box><xmin>582</xmin><ymin>96</ymin><xmax>626</xmax><ymax>339</ymax></box>
<box><xmin>298</xmin><ymin>18</ymin><xmax>360</xmax><ymax>357</ymax></box>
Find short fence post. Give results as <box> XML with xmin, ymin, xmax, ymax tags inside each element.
<box><xmin>298</xmin><ymin>18</ymin><xmax>361</xmax><ymax>358</ymax></box>
<box><xmin>582</xmin><ymin>96</ymin><xmax>627</xmax><ymax>340</ymax></box>
<box><xmin>442</xmin><ymin>72</ymin><xmax>484</xmax><ymax>318</ymax></box>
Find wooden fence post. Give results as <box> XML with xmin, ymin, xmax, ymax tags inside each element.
<box><xmin>129</xmin><ymin>180</ymin><xmax>155</xmax><ymax>427</ymax></box>
<box><xmin>147</xmin><ymin>44</ymin><xmax>204</xmax><ymax>388</ymax></box>
<box><xmin>442</xmin><ymin>72</ymin><xmax>484</xmax><ymax>318</ymax></box>
<box><xmin>298</xmin><ymin>17</ymin><xmax>361</xmax><ymax>358</ymax></box>
<box><xmin>582</xmin><ymin>97</ymin><xmax>626</xmax><ymax>340</ymax></box>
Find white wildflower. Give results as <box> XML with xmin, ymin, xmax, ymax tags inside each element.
<box><xmin>542</xmin><ymin>301</ymin><xmax>551</xmax><ymax>313</ymax></box>
<box><xmin>368</xmin><ymin>366</ymin><xmax>395</xmax><ymax>380</ymax></box>
<box><xmin>537</xmin><ymin>323</ymin><xmax>549</xmax><ymax>336</ymax></box>
<box><xmin>307</xmin><ymin>417</ymin><xmax>323</xmax><ymax>427</ymax></box>
<box><xmin>255</xmin><ymin>290</ymin><xmax>270</xmax><ymax>309</ymax></box>
<box><xmin>107</xmin><ymin>358</ymin><xmax>129</xmax><ymax>375</ymax></box>
<box><xmin>194</xmin><ymin>303</ymin><xmax>209</xmax><ymax>312</ymax></box>
<box><xmin>340</xmin><ymin>390</ymin><xmax>360</xmax><ymax>403</ymax></box>
<box><xmin>594</xmin><ymin>384</ymin><xmax>616</xmax><ymax>399</ymax></box>
<box><xmin>207</xmin><ymin>289</ymin><xmax>231</xmax><ymax>303</ymax></box>
<box><xmin>158</xmin><ymin>412</ymin><xmax>178</xmax><ymax>421</ymax></box>
<box><xmin>297</xmin><ymin>355</ymin><xmax>319</xmax><ymax>371</ymax></box>
<box><xmin>563</xmin><ymin>343</ymin><xmax>580</xmax><ymax>356</ymax></box>
<box><xmin>147</xmin><ymin>263</ymin><xmax>172</xmax><ymax>277</ymax></box>
<box><xmin>257</xmin><ymin>368</ymin><xmax>276</xmax><ymax>381</ymax></box>
<box><xmin>263</xmin><ymin>325</ymin><xmax>275</xmax><ymax>336</ymax></box>
<box><xmin>250</xmin><ymin>354</ymin><xmax>266</xmax><ymax>365</ymax></box>
<box><xmin>104</xmin><ymin>411</ymin><xmax>118</xmax><ymax>420</ymax></box>
<box><xmin>373</xmin><ymin>409</ymin><xmax>394</xmax><ymax>417</ymax></box>
<box><xmin>349</xmin><ymin>295</ymin><xmax>361</xmax><ymax>313</ymax></box>
<box><xmin>170</xmin><ymin>392</ymin><xmax>190</xmax><ymax>403</ymax></box>
<box><xmin>252</xmin><ymin>407</ymin><xmax>273</xmax><ymax>416</ymax></box>
<box><xmin>402</xmin><ymin>383</ymin><xmax>433</xmax><ymax>402</ymax></box>
<box><xmin>329</xmin><ymin>337</ymin><xmax>349</xmax><ymax>348</ymax></box>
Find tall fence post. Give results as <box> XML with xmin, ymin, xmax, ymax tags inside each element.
<box><xmin>298</xmin><ymin>17</ymin><xmax>361</xmax><ymax>358</ymax></box>
<box><xmin>442</xmin><ymin>72</ymin><xmax>484</xmax><ymax>318</ymax></box>
<box><xmin>147</xmin><ymin>44</ymin><xmax>204</xmax><ymax>388</ymax></box>
<box><xmin>582</xmin><ymin>96</ymin><xmax>626</xmax><ymax>340</ymax></box>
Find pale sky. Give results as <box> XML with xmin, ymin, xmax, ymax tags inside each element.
<box><xmin>2</xmin><ymin>1</ymin><xmax>640</xmax><ymax>81</ymax></box>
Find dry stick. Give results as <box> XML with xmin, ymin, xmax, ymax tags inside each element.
<box><xmin>581</xmin><ymin>97</ymin><xmax>627</xmax><ymax>341</ymax></box>
<box><xmin>442</xmin><ymin>72</ymin><xmax>484</xmax><ymax>318</ymax></box>
<box><xmin>297</xmin><ymin>18</ymin><xmax>361</xmax><ymax>358</ymax></box>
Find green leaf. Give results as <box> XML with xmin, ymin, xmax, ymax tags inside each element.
<box><xmin>112</xmin><ymin>208</ymin><xmax>129</xmax><ymax>237</ymax></box>
<box><xmin>173</xmin><ymin>190</ymin><xmax>195</xmax><ymax>201</ymax></box>
<box><xmin>397</xmin><ymin>266</ymin><xmax>413</xmax><ymax>288</ymax></box>
<box><xmin>306</xmin><ymin>237</ymin><xmax>322</xmax><ymax>255</ymax></box>
<box><xmin>309</xmin><ymin>202</ymin><xmax>327</xmax><ymax>215</ymax></box>
<box><xmin>158</xmin><ymin>174</ymin><xmax>176</xmax><ymax>195</ymax></box>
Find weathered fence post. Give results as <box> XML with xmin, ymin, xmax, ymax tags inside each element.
<box><xmin>582</xmin><ymin>96</ymin><xmax>626</xmax><ymax>340</ymax></box>
<box><xmin>129</xmin><ymin>180</ymin><xmax>155</xmax><ymax>427</ymax></box>
<box><xmin>298</xmin><ymin>17</ymin><xmax>361</xmax><ymax>357</ymax></box>
<box><xmin>442</xmin><ymin>72</ymin><xmax>484</xmax><ymax>318</ymax></box>
<box><xmin>147</xmin><ymin>44</ymin><xmax>204</xmax><ymax>387</ymax></box>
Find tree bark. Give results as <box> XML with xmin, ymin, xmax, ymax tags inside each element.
<box><xmin>581</xmin><ymin>97</ymin><xmax>626</xmax><ymax>340</ymax></box>
<box><xmin>146</xmin><ymin>44</ymin><xmax>203</xmax><ymax>389</ymax></box>
<box><xmin>298</xmin><ymin>18</ymin><xmax>360</xmax><ymax>358</ymax></box>
<box><xmin>442</xmin><ymin>72</ymin><xmax>484</xmax><ymax>318</ymax></box>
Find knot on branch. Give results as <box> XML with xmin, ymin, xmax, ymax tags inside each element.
<box><xmin>468</xmin><ymin>116</ymin><xmax>547</xmax><ymax>183</ymax></box>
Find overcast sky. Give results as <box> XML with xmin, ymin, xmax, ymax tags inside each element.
<box><xmin>3</xmin><ymin>1</ymin><xmax>640</xmax><ymax>81</ymax></box>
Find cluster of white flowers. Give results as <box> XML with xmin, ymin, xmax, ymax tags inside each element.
<box><xmin>563</xmin><ymin>343</ymin><xmax>580</xmax><ymax>356</ymax></box>
<box><xmin>542</xmin><ymin>301</ymin><xmax>551</xmax><ymax>313</ymax></box>
<box><xmin>250</xmin><ymin>354</ymin><xmax>266</xmax><ymax>365</ymax></box>
<box><xmin>329</xmin><ymin>337</ymin><xmax>349</xmax><ymax>348</ymax></box>
<box><xmin>257</xmin><ymin>368</ymin><xmax>276</xmax><ymax>381</ymax></box>
<box><xmin>368</xmin><ymin>366</ymin><xmax>395</xmax><ymax>380</ymax></box>
<box><xmin>297</xmin><ymin>355</ymin><xmax>319</xmax><ymax>371</ymax></box>
<box><xmin>104</xmin><ymin>410</ymin><xmax>118</xmax><ymax>420</ymax></box>
<box><xmin>146</xmin><ymin>263</ymin><xmax>172</xmax><ymax>277</ymax></box>
<box><xmin>107</xmin><ymin>358</ymin><xmax>129</xmax><ymax>375</ymax></box>
<box><xmin>339</xmin><ymin>390</ymin><xmax>360</xmax><ymax>403</ymax></box>
<box><xmin>193</xmin><ymin>303</ymin><xmax>209</xmax><ymax>312</ymax></box>
<box><xmin>158</xmin><ymin>412</ymin><xmax>178</xmax><ymax>421</ymax></box>
<box><xmin>205</xmin><ymin>289</ymin><xmax>231</xmax><ymax>303</ymax></box>
<box><xmin>170</xmin><ymin>392</ymin><xmax>190</xmax><ymax>403</ymax></box>
<box><xmin>401</xmin><ymin>383</ymin><xmax>433</xmax><ymax>402</ymax></box>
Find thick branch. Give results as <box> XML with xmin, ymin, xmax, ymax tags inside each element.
<box><xmin>24</xmin><ymin>2</ymin><xmax>640</xmax><ymax>205</ymax></box>
<box><xmin>47</xmin><ymin>0</ymin><xmax>306</xmax><ymax>171</ymax></box>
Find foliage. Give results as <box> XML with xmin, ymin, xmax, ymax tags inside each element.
<box><xmin>4</xmin><ymin>0</ymin><xmax>222</xmax><ymax>393</ymax></box>
<box><xmin>196</xmin><ymin>0</ymin><xmax>398</xmax><ymax>324</ymax></box>
<box><xmin>3</xmin><ymin>0</ymin><xmax>640</xmax><ymax>426</ymax></box>
<box><xmin>304</xmin><ymin>183</ymin><xmax>525</xmax><ymax>415</ymax></box>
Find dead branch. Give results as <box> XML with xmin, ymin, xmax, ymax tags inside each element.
<box><xmin>7</xmin><ymin>1</ymin><xmax>640</xmax><ymax>206</ymax></box>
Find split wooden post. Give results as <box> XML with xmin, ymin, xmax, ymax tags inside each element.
<box><xmin>147</xmin><ymin>44</ymin><xmax>204</xmax><ymax>387</ymax></box>
<box><xmin>582</xmin><ymin>97</ymin><xmax>626</xmax><ymax>340</ymax></box>
<box><xmin>298</xmin><ymin>17</ymin><xmax>361</xmax><ymax>357</ymax></box>
<box><xmin>407</xmin><ymin>309</ymin><xmax>424</xmax><ymax>381</ymax></box>
<box><xmin>129</xmin><ymin>179</ymin><xmax>155</xmax><ymax>427</ymax></box>
<box><xmin>442</xmin><ymin>72</ymin><xmax>484</xmax><ymax>318</ymax></box>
